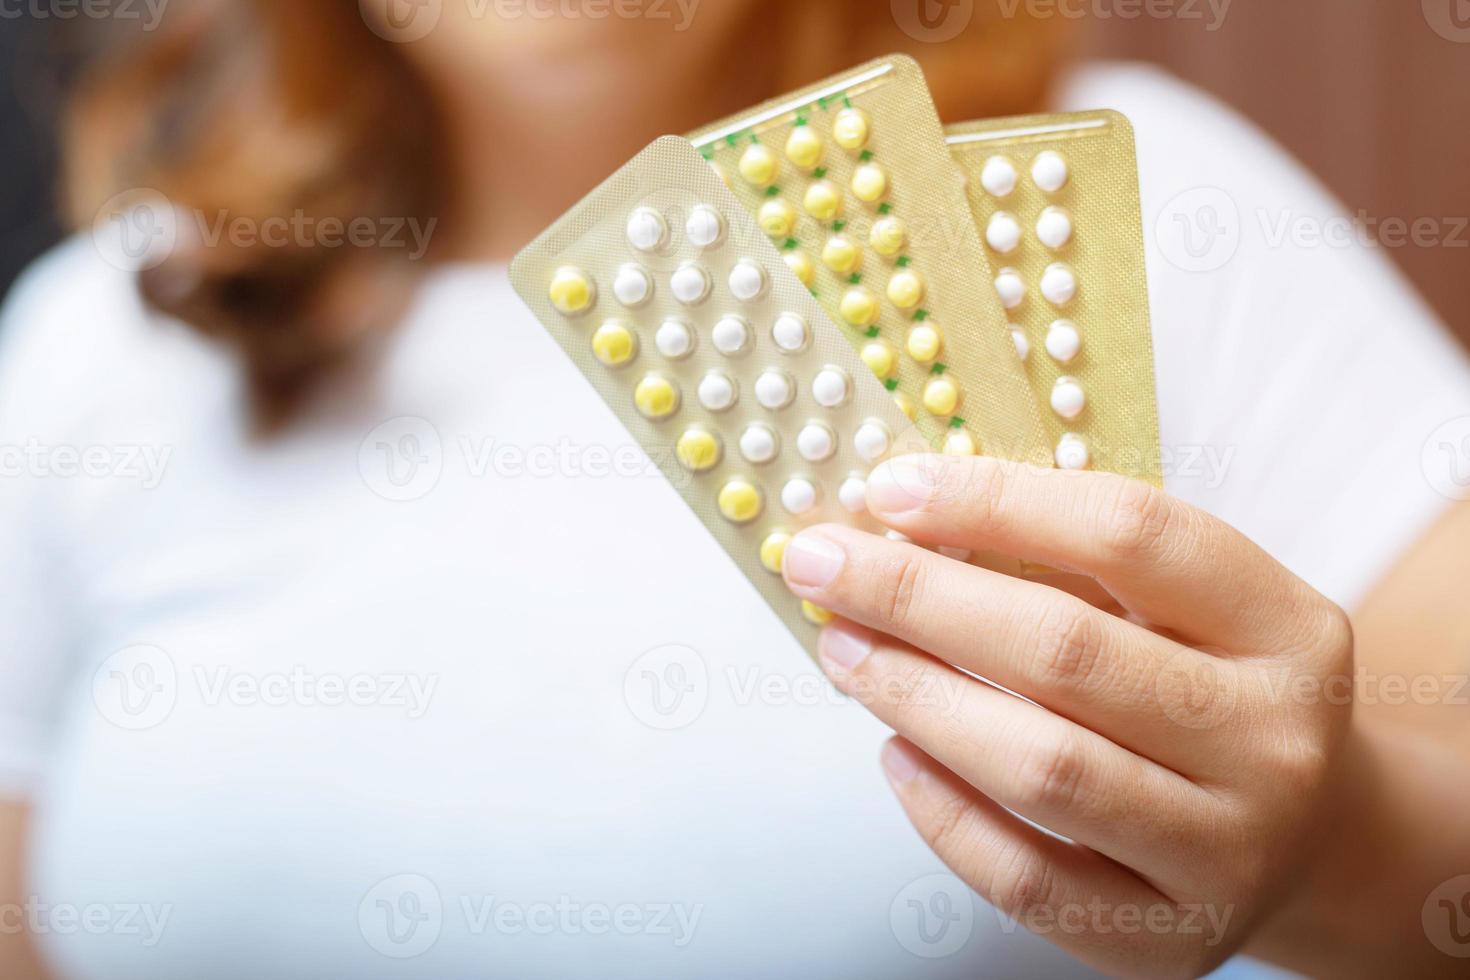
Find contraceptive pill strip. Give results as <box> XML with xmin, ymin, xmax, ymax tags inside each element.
<box><xmin>689</xmin><ymin>54</ymin><xmax>1051</xmax><ymax>466</ymax></box>
<box><xmin>947</xmin><ymin>110</ymin><xmax>1162</xmax><ymax>483</ymax></box>
<box><xmin>511</xmin><ymin>136</ymin><xmax>931</xmax><ymax>656</ymax></box>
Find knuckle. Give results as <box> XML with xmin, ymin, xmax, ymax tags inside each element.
<box><xmin>1012</xmin><ymin>729</ymin><xmax>1087</xmax><ymax>813</ymax></box>
<box><xmin>956</xmin><ymin>456</ymin><xmax>1009</xmax><ymax>531</ymax></box>
<box><xmin>986</xmin><ymin>845</ymin><xmax>1060</xmax><ymax>922</ymax></box>
<box><xmin>876</xmin><ymin>550</ymin><xmax>926</xmax><ymax>632</ymax></box>
<box><xmin>924</xmin><ymin>790</ymin><xmax>977</xmax><ymax>856</ymax></box>
<box><xmin>1033</xmin><ymin>600</ymin><xmax>1104</xmax><ymax>692</ymax></box>
<box><xmin>1101</xmin><ymin>480</ymin><xmax>1176</xmax><ymax>562</ymax></box>
<box><xmin>883</xmin><ymin>658</ymin><xmax>939</xmax><ymax>714</ymax></box>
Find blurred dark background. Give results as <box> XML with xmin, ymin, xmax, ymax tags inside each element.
<box><xmin>2</xmin><ymin>3</ymin><xmax>1467</xmax><ymax>346</ymax></box>
<box><xmin>1</xmin><ymin>18</ymin><xmax>65</xmax><ymax>302</ymax></box>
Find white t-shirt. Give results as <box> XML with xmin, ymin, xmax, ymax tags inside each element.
<box><xmin>0</xmin><ymin>64</ymin><xmax>1465</xmax><ymax>980</ymax></box>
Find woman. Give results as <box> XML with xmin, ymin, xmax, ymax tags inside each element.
<box><xmin>2</xmin><ymin>2</ymin><xmax>1467</xmax><ymax>977</ymax></box>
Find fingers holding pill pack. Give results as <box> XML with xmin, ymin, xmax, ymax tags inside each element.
<box><xmin>947</xmin><ymin>110</ymin><xmax>1162</xmax><ymax>483</ymax></box>
<box><xmin>510</xmin><ymin>136</ymin><xmax>929</xmax><ymax>653</ymax></box>
<box><xmin>688</xmin><ymin>55</ymin><xmax>1051</xmax><ymax>466</ymax></box>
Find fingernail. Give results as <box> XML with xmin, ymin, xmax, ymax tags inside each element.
<box><xmin>819</xmin><ymin>622</ymin><xmax>873</xmax><ymax>672</ymax></box>
<box><xmin>783</xmin><ymin>532</ymin><xmax>845</xmax><ymax>589</ymax></box>
<box><xmin>867</xmin><ymin>457</ymin><xmax>936</xmax><ymax>514</ymax></box>
<box><xmin>881</xmin><ymin>739</ymin><xmax>922</xmax><ymax>785</ymax></box>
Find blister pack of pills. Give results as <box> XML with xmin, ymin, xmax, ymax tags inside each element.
<box><xmin>510</xmin><ymin>136</ymin><xmax>930</xmax><ymax>655</ymax></box>
<box><xmin>947</xmin><ymin>110</ymin><xmax>1162</xmax><ymax>483</ymax></box>
<box><xmin>688</xmin><ymin>54</ymin><xmax>1050</xmax><ymax>465</ymax></box>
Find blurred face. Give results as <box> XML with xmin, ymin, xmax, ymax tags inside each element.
<box><xmin>360</xmin><ymin>0</ymin><xmax>758</xmax><ymax>79</ymax></box>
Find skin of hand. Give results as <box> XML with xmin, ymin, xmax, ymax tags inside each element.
<box><xmin>781</xmin><ymin>453</ymin><xmax>1356</xmax><ymax>978</ymax></box>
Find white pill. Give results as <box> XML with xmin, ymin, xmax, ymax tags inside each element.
<box><xmin>612</xmin><ymin>264</ymin><xmax>652</xmax><ymax>307</ymax></box>
<box><xmin>771</xmin><ymin>312</ymin><xmax>809</xmax><ymax>353</ymax></box>
<box><xmin>1055</xmin><ymin>434</ymin><xmax>1090</xmax><ymax>470</ymax></box>
<box><xmin>938</xmin><ymin>546</ymin><xmax>972</xmax><ymax>562</ymax></box>
<box><xmin>671</xmin><ymin>263</ymin><xmax>711</xmax><ymax>305</ymax></box>
<box><xmin>1051</xmin><ymin>377</ymin><xmax>1086</xmax><ymax>420</ymax></box>
<box><xmin>812</xmin><ymin>367</ymin><xmax>850</xmax><ymax>408</ymax></box>
<box><xmin>755</xmin><ymin>370</ymin><xmax>795</xmax><ymax>410</ymax></box>
<box><xmin>655</xmin><ymin>319</ymin><xmax>695</xmax><ymax>359</ymax></box>
<box><xmin>698</xmin><ymin>372</ymin><xmax>737</xmax><ymax>412</ymax></box>
<box><xmin>1045</xmin><ymin>319</ymin><xmax>1081</xmax><ymax>363</ymax></box>
<box><xmin>853</xmin><ymin>420</ymin><xmax>891</xmax><ymax>463</ymax></box>
<box><xmin>797</xmin><ymin>422</ymin><xmax>837</xmax><ymax>462</ymax></box>
<box><xmin>994</xmin><ymin>268</ymin><xmax>1025</xmax><ymax>310</ymax></box>
<box><xmin>728</xmin><ymin>260</ymin><xmax>767</xmax><ymax>301</ymax></box>
<box><xmin>1040</xmin><ymin>263</ymin><xmax>1077</xmax><ymax>306</ymax></box>
<box><xmin>686</xmin><ymin>205</ymin><xmax>725</xmax><ymax>248</ymax></box>
<box><xmin>782</xmin><ymin>478</ymin><xmax>819</xmax><ymax>515</ymax></box>
<box><xmin>1031</xmin><ymin>150</ymin><xmax>1069</xmax><ymax>192</ymax></box>
<box><xmin>1011</xmin><ymin>327</ymin><xmax>1030</xmax><ymax>361</ymax></box>
<box><xmin>986</xmin><ymin>211</ymin><xmax>1022</xmax><ymax>254</ymax></box>
<box><xmin>838</xmin><ymin>477</ymin><xmax>868</xmax><ymax>514</ymax></box>
<box><xmin>626</xmin><ymin>207</ymin><xmax>668</xmax><ymax>251</ymax></box>
<box><xmin>980</xmin><ymin>155</ymin><xmax>1017</xmax><ymax>197</ymax></box>
<box><xmin>740</xmin><ymin>424</ymin><xmax>779</xmax><ymax>463</ymax></box>
<box><xmin>1036</xmin><ymin>206</ymin><xmax>1073</xmax><ymax>249</ymax></box>
<box><xmin>712</xmin><ymin>315</ymin><xmax>751</xmax><ymax>355</ymax></box>
<box><xmin>885</xmin><ymin>530</ymin><xmax>911</xmax><ymax>544</ymax></box>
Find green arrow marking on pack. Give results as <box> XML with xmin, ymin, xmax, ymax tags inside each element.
<box><xmin>812</xmin><ymin>167</ymin><xmax>828</xmax><ymax>180</ymax></box>
<box><xmin>864</xmin><ymin>326</ymin><xmax>881</xmax><ymax>338</ymax></box>
<box><xmin>896</xmin><ymin>256</ymin><xmax>911</xmax><ymax>267</ymax></box>
<box><xmin>831</xmin><ymin>220</ymin><xmax>846</xmax><ymax>232</ymax></box>
<box><xmin>950</xmin><ymin>417</ymin><xmax>966</xmax><ymax>429</ymax></box>
<box><xmin>782</xmin><ymin>238</ymin><xmax>798</xmax><ymax>251</ymax></box>
<box><xmin>859</xmin><ymin>150</ymin><xmax>874</xmax><ymax>162</ymax></box>
<box><xmin>877</xmin><ymin>203</ymin><xmax>893</xmax><ymax>215</ymax></box>
<box><xmin>884</xmin><ymin>379</ymin><xmax>900</xmax><ymax>392</ymax></box>
<box><xmin>764</xmin><ymin>186</ymin><xmax>780</xmax><ymax>197</ymax></box>
<box><xmin>931</xmin><ymin>363</ymin><xmax>949</xmax><ymax>376</ymax></box>
<box><xmin>848</xmin><ymin>273</ymin><xmax>862</xmax><ymax>284</ymax></box>
<box><xmin>913</xmin><ymin>309</ymin><xmax>930</xmax><ymax>322</ymax></box>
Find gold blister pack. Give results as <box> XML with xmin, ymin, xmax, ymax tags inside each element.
<box><xmin>510</xmin><ymin>136</ymin><xmax>930</xmax><ymax>656</ymax></box>
<box><xmin>688</xmin><ymin>54</ymin><xmax>1051</xmax><ymax>467</ymax></box>
<box><xmin>947</xmin><ymin>110</ymin><xmax>1162</xmax><ymax>484</ymax></box>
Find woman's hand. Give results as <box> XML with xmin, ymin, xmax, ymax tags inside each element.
<box><xmin>781</xmin><ymin>454</ymin><xmax>1355</xmax><ymax>978</ymax></box>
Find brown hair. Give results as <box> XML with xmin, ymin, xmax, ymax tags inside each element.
<box><xmin>63</xmin><ymin>1</ymin><xmax>1068</xmax><ymax>426</ymax></box>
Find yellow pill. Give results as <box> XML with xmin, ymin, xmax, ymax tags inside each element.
<box><xmin>894</xmin><ymin>392</ymin><xmax>918</xmax><ymax>421</ymax></box>
<box><xmin>801</xmin><ymin>600</ymin><xmax>835</xmax><ymax>626</ymax></box>
<box><xmin>839</xmin><ymin>287</ymin><xmax>880</xmax><ymax>328</ymax></box>
<box><xmin>886</xmin><ymin>269</ymin><xmax>925</xmax><ymax>310</ymax></box>
<box><xmin>850</xmin><ymin>162</ymin><xmax>888</xmax><ymax>203</ymax></box>
<box><xmin>923</xmin><ymin>377</ymin><xmax>961</xmax><ymax>417</ymax></box>
<box><xmin>803</xmin><ymin>180</ymin><xmax>843</xmax><ymax>220</ymax></box>
<box><xmin>785</xmin><ymin>126</ymin><xmax>824</xmax><ymax>169</ymax></box>
<box><xmin>822</xmin><ymin>235</ymin><xmax>861</xmax><ymax>275</ymax></box>
<box><xmin>548</xmin><ymin>266</ymin><xmax>594</xmax><ymax>316</ymax></box>
<box><xmin>784</xmin><ymin>251</ymin><xmax>816</xmax><ymax>286</ymax></box>
<box><xmin>591</xmin><ymin>321</ymin><xmax>637</xmax><ymax>367</ymax></box>
<box><xmin>870</xmin><ymin>216</ymin><xmax>907</xmax><ymax>256</ymax></box>
<box><xmin>861</xmin><ymin>341</ymin><xmax>897</xmax><ymax>379</ymax></box>
<box><xmin>758</xmin><ymin>199</ymin><xmax>798</xmax><ymax>238</ymax></box>
<box><xmin>634</xmin><ymin>375</ymin><xmax>679</xmax><ymax>420</ymax></box>
<box><xmin>833</xmin><ymin>106</ymin><xmax>870</xmax><ymax>151</ymax></box>
<box><xmin>944</xmin><ymin>430</ymin><xmax>978</xmax><ymax>456</ymax></box>
<box><xmin>906</xmin><ymin>323</ymin><xmax>943</xmax><ymax>363</ymax></box>
<box><xmin>759</xmin><ymin>531</ymin><xmax>791</xmax><ymax>574</ymax></box>
<box><xmin>718</xmin><ymin>479</ymin><xmax>764</xmax><ymax>524</ymax></box>
<box><xmin>739</xmin><ymin>143</ymin><xmax>779</xmax><ymax>187</ymax></box>
<box><xmin>676</xmin><ymin>428</ymin><xmax>722</xmax><ymax>473</ymax></box>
